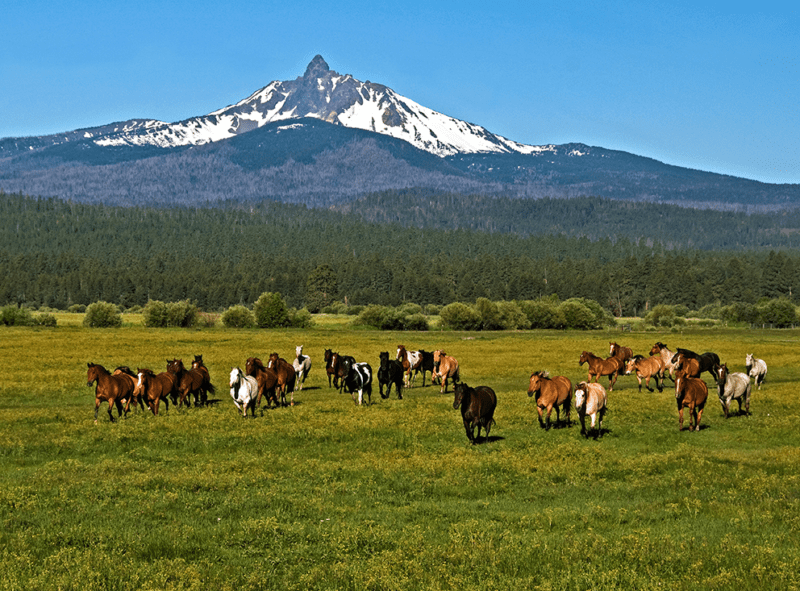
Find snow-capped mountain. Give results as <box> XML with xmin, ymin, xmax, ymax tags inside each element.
<box><xmin>92</xmin><ymin>55</ymin><xmax>552</xmax><ymax>157</ymax></box>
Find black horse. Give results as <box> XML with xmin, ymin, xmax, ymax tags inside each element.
<box><xmin>453</xmin><ymin>382</ymin><xmax>497</xmax><ymax>444</ymax></box>
<box><xmin>378</xmin><ymin>352</ymin><xmax>404</xmax><ymax>399</ymax></box>
<box><xmin>414</xmin><ymin>350</ymin><xmax>436</xmax><ymax>387</ymax></box>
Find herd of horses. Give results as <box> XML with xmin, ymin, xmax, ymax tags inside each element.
<box><xmin>86</xmin><ymin>340</ymin><xmax>769</xmax><ymax>441</ymax></box>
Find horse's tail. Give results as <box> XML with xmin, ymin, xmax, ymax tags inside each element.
<box><xmin>207</xmin><ymin>382</ymin><xmax>216</xmax><ymax>395</ymax></box>
<box><xmin>452</xmin><ymin>365</ymin><xmax>460</xmax><ymax>383</ymax></box>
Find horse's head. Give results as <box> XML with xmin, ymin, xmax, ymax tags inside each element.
<box><xmin>86</xmin><ymin>362</ymin><xmax>105</xmax><ymax>386</ymax></box>
<box><xmin>527</xmin><ymin>371</ymin><xmax>546</xmax><ymax>397</ymax></box>
<box><xmin>574</xmin><ymin>382</ymin><xmax>588</xmax><ymax>410</ymax></box>
<box><xmin>296</xmin><ymin>345</ymin><xmax>303</xmax><ymax>358</ymax></box>
<box><xmin>245</xmin><ymin>357</ymin><xmax>260</xmax><ymax>375</ymax></box>
<box><xmin>267</xmin><ymin>352</ymin><xmax>280</xmax><ymax>369</ymax></box>
<box><xmin>714</xmin><ymin>363</ymin><xmax>728</xmax><ymax>385</ymax></box>
<box><xmin>624</xmin><ymin>358</ymin><xmax>637</xmax><ymax>375</ymax></box>
<box><xmin>396</xmin><ymin>346</ymin><xmax>406</xmax><ymax>361</ymax></box>
<box><xmin>609</xmin><ymin>342</ymin><xmax>617</xmax><ymax>356</ymax></box>
<box><xmin>134</xmin><ymin>368</ymin><xmax>153</xmax><ymax>396</ymax></box>
<box><xmin>340</xmin><ymin>355</ymin><xmax>354</xmax><ymax>378</ymax></box>
<box><xmin>579</xmin><ymin>351</ymin><xmax>590</xmax><ymax>366</ymax></box>
<box><xmin>745</xmin><ymin>353</ymin><xmax>754</xmax><ymax>371</ymax></box>
<box><xmin>324</xmin><ymin>349</ymin><xmax>332</xmax><ymax>362</ymax></box>
<box><xmin>649</xmin><ymin>342</ymin><xmax>663</xmax><ymax>356</ymax></box>
<box><xmin>229</xmin><ymin>367</ymin><xmax>242</xmax><ymax>388</ymax></box>
<box><xmin>453</xmin><ymin>382</ymin><xmax>469</xmax><ymax>409</ymax></box>
<box><xmin>379</xmin><ymin>352</ymin><xmax>390</xmax><ymax>369</ymax></box>
<box><xmin>192</xmin><ymin>354</ymin><xmax>204</xmax><ymax>368</ymax></box>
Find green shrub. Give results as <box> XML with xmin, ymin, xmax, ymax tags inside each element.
<box><xmin>559</xmin><ymin>300</ymin><xmax>599</xmax><ymax>330</ymax></box>
<box><xmin>1</xmin><ymin>305</ymin><xmax>33</xmax><ymax>326</ymax></box>
<box><xmin>424</xmin><ymin>304</ymin><xmax>442</xmax><ymax>316</ymax></box>
<box><xmin>720</xmin><ymin>302</ymin><xmax>759</xmax><ymax>324</ymax></box>
<box><xmin>757</xmin><ymin>298</ymin><xmax>798</xmax><ymax>328</ymax></box>
<box><xmin>403</xmin><ymin>313</ymin><xmax>429</xmax><ymax>331</ymax></box>
<box><xmin>67</xmin><ymin>304</ymin><xmax>86</xmax><ymax>313</ymax></box>
<box><xmin>475</xmin><ymin>297</ymin><xmax>502</xmax><ymax>330</ymax></box>
<box><xmin>289</xmin><ymin>307</ymin><xmax>315</xmax><ymax>328</ymax></box>
<box><xmin>354</xmin><ymin>305</ymin><xmax>429</xmax><ymax>331</ymax></box>
<box><xmin>518</xmin><ymin>298</ymin><xmax>565</xmax><ymax>329</ymax></box>
<box><xmin>645</xmin><ymin>304</ymin><xmax>679</xmax><ymax>328</ymax></box>
<box><xmin>253</xmin><ymin>292</ymin><xmax>290</xmax><ymax>328</ymax></box>
<box><xmin>165</xmin><ymin>300</ymin><xmax>199</xmax><ymax>328</ymax></box>
<box><xmin>83</xmin><ymin>301</ymin><xmax>122</xmax><ymax>328</ymax></box>
<box><xmin>497</xmin><ymin>301</ymin><xmax>531</xmax><ymax>330</ymax></box>
<box><xmin>33</xmin><ymin>313</ymin><xmax>57</xmax><ymax>327</ymax></box>
<box><xmin>439</xmin><ymin>302</ymin><xmax>482</xmax><ymax>331</ymax></box>
<box><xmin>221</xmin><ymin>305</ymin><xmax>256</xmax><ymax>328</ymax></box>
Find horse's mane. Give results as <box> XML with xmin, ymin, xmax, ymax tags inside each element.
<box><xmin>631</xmin><ymin>354</ymin><xmax>645</xmax><ymax>361</ymax></box>
<box><xmin>114</xmin><ymin>366</ymin><xmax>136</xmax><ymax>376</ymax></box>
<box><xmin>139</xmin><ymin>368</ymin><xmax>156</xmax><ymax>377</ymax></box>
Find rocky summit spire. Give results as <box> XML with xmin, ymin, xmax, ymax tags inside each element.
<box><xmin>303</xmin><ymin>55</ymin><xmax>330</xmax><ymax>79</ymax></box>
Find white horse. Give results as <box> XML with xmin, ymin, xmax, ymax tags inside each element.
<box><xmin>714</xmin><ymin>363</ymin><xmax>751</xmax><ymax>417</ymax></box>
<box><xmin>229</xmin><ymin>367</ymin><xmax>259</xmax><ymax>418</ymax></box>
<box><xmin>293</xmin><ymin>346</ymin><xmax>312</xmax><ymax>392</ymax></box>
<box><xmin>574</xmin><ymin>381</ymin><xmax>607</xmax><ymax>438</ymax></box>
<box><xmin>746</xmin><ymin>354</ymin><xmax>768</xmax><ymax>390</ymax></box>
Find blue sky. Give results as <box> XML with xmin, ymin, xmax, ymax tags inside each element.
<box><xmin>1</xmin><ymin>0</ymin><xmax>797</xmax><ymax>184</ymax></box>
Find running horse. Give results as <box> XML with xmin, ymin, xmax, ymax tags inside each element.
<box><xmin>624</xmin><ymin>355</ymin><xmax>665</xmax><ymax>392</ymax></box>
<box><xmin>191</xmin><ymin>354</ymin><xmax>216</xmax><ymax>404</ymax></box>
<box><xmin>674</xmin><ymin>363</ymin><xmax>709</xmax><ymax>431</ymax></box>
<box><xmin>648</xmin><ymin>342</ymin><xmax>680</xmax><ymax>382</ymax></box>
<box><xmin>167</xmin><ymin>359</ymin><xmax>208</xmax><ymax>408</ymax></box>
<box><xmin>132</xmin><ymin>368</ymin><xmax>176</xmax><ymax>415</ymax></box>
<box><xmin>245</xmin><ymin>357</ymin><xmax>280</xmax><ymax>408</ymax></box>
<box><xmin>396</xmin><ymin>345</ymin><xmax>423</xmax><ymax>388</ymax></box>
<box><xmin>670</xmin><ymin>348</ymin><xmax>720</xmax><ymax>380</ymax></box>
<box><xmin>324</xmin><ymin>349</ymin><xmax>338</xmax><ymax>388</ymax></box>
<box><xmin>527</xmin><ymin>371</ymin><xmax>572</xmax><ymax>430</ymax></box>
<box><xmin>432</xmin><ymin>350</ymin><xmax>460</xmax><ymax>394</ymax></box>
<box><xmin>267</xmin><ymin>352</ymin><xmax>297</xmax><ymax>406</ymax></box>
<box><xmin>293</xmin><ymin>346</ymin><xmax>312</xmax><ymax>392</ymax></box>
<box><xmin>578</xmin><ymin>351</ymin><xmax>622</xmax><ymax>391</ymax></box>
<box><xmin>86</xmin><ymin>363</ymin><xmax>136</xmax><ymax>423</ymax></box>
<box><xmin>609</xmin><ymin>342</ymin><xmax>633</xmax><ymax>366</ymax></box>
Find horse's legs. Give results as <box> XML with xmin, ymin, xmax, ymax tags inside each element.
<box><xmin>678</xmin><ymin>406</ymin><xmax>684</xmax><ymax>431</ymax></box>
<box><xmin>107</xmin><ymin>399</ymin><xmax>117</xmax><ymax>423</ymax></box>
<box><xmin>536</xmin><ymin>405</ymin><xmax>546</xmax><ymax>429</ymax></box>
<box><xmin>545</xmin><ymin>404</ymin><xmax>554</xmax><ymax>430</ymax></box>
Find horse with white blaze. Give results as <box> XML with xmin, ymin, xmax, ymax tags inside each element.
<box><xmin>574</xmin><ymin>381</ymin><xmax>607</xmax><ymax>438</ymax></box>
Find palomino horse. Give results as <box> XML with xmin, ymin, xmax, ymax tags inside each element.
<box><xmin>293</xmin><ymin>346</ymin><xmax>312</xmax><ymax>392</ymax></box>
<box><xmin>746</xmin><ymin>354</ymin><xmax>768</xmax><ymax>390</ymax></box>
<box><xmin>574</xmin><ymin>381</ymin><xmax>607</xmax><ymax>438</ymax></box>
<box><xmin>432</xmin><ymin>350</ymin><xmax>460</xmax><ymax>394</ymax></box>
<box><xmin>267</xmin><ymin>352</ymin><xmax>297</xmax><ymax>406</ymax></box>
<box><xmin>133</xmin><ymin>368</ymin><xmax>176</xmax><ymax>415</ymax></box>
<box><xmin>670</xmin><ymin>348</ymin><xmax>720</xmax><ymax>380</ymax></box>
<box><xmin>609</xmin><ymin>342</ymin><xmax>633</xmax><ymax>366</ymax></box>
<box><xmin>167</xmin><ymin>359</ymin><xmax>208</xmax><ymax>408</ymax></box>
<box><xmin>624</xmin><ymin>355</ymin><xmax>665</xmax><ymax>392</ymax></box>
<box><xmin>86</xmin><ymin>363</ymin><xmax>136</xmax><ymax>423</ymax></box>
<box><xmin>453</xmin><ymin>382</ymin><xmax>497</xmax><ymax>444</ymax></box>
<box><xmin>578</xmin><ymin>351</ymin><xmax>622</xmax><ymax>391</ymax></box>
<box><xmin>229</xmin><ymin>367</ymin><xmax>259</xmax><ymax>418</ymax></box>
<box><xmin>396</xmin><ymin>345</ymin><xmax>422</xmax><ymax>388</ymax></box>
<box><xmin>713</xmin><ymin>363</ymin><xmax>751</xmax><ymax>418</ymax></box>
<box><xmin>527</xmin><ymin>371</ymin><xmax>572</xmax><ymax>430</ymax></box>
<box><xmin>674</xmin><ymin>364</ymin><xmax>709</xmax><ymax>432</ymax></box>
<box><xmin>378</xmin><ymin>352</ymin><xmax>404</xmax><ymax>399</ymax></box>
<box><xmin>648</xmin><ymin>342</ymin><xmax>680</xmax><ymax>382</ymax></box>
<box><xmin>245</xmin><ymin>357</ymin><xmax>279</xmax><ymax>408</ymax></box>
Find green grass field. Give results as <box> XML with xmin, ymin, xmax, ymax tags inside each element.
<box><xmin>1</xmin><ymin>325</ymin><xmax>799</xmax><ymax>590</ymax></box>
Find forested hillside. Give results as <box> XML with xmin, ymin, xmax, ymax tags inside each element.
<box><xmin>1</xmin><ymin>192</ymin><xmax>799</xmax><ymax>315</ymax></box>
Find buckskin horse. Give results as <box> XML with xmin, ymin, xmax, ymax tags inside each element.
<box><xmin>578</xmin><ymin>351</ymin><xmax>622</xmax><ymax>391</ymax></box>
<box><xmin>527</xmin><ymin>371</ymin><xmax>572</xmax><ymax>430</ymax></box>
<box><xmin>624</xmin><ymin>355</ymin><xmax>665</xmax><ymax>393</ymax></box>
<box><xmin>453</xmin><ymin>382</ymin><xmax>497</xmax><ymax>444</ymax></box>
<box><xmin>86</xmin><ymin>363</ymin><xmax>136</xmax><ymax>423</ymax></box>
<box><xmin>432</xmin><ymin>350</ymin><xmax>460</xmax><ymax>394</ymax></box>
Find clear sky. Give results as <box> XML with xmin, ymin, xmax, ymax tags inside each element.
<box><xmin>1</xmin><ymin>0</ymin><xmax>797</xmax><ymax>184</ymax></box>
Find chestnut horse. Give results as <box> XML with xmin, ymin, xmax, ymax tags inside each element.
<box><xmin>133</xmin><ymin>368</ymin><xmax>176</xmax><ymax>415</ymax></box>
<box><xmin>167</xmin><ymin>359</ymin><xmax>207</xmax><ymax>408</ymax></box>
<box><xmin>268</xmin><ymin>352</ymin><xmax>297</xmax><ymax>406</ymax></box>
<box><xmin>191</xmin><ymin>354</ymin><xmax>216</xmax><ymax>403</ymax></box>
<box><xmin>433</xmin><ymin>350</ymin><xmax>460</xmax><ymax>394</ymax></box>
<box><xmin>87</xmin><ymin>363</ymin><xmax>136</xmax><ymax>423</ymax></box>
<box><xmin>527</xmin><ymin>371</ymin><xmax>572</xmax><ymax>430</ymax></box>
<box><xmin>578</xmin><ymin>351</ymin><xmax>622</xmax><ymax>391</ymax></box>
<box><xmin>609</xmin><ymin>342</ymin><xmax>633</xmax><ymax>366</ymax></box>
<box><xmin>453</xmin><ymin>382</ymin><xmax>497</xmax><ymax>444</ymax></box>
<box><xmin>674</xmin><ymin>365</ymin><xmax>709</xmax><ymax>432</ymax></box>
<box><xmin>245</xmin><ymin>357</ymin><xmax>279</xmax><ymax>408</ymax></box>
<box><xmin>624</xmin><ymin>355</ymin><xmax>665</xmax><ymax>392</ymax></box>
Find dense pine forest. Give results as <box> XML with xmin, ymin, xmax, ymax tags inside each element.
<box><xmin>1</xmin><ymin>191</ymin><xmax>799</xmax><ymax>315</ymax></box>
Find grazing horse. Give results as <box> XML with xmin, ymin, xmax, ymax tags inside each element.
<box><xmin>396</xmin><ymin>345</ymin><xmax>423</xmax><ymax>388</ymax></box>
<box><xmin>191</xmin><ymin>355</ymin><xmax>216</xmax><ymax>404</ymax></box>
<box><xmin>574</xmin><ymin>381</ymin><xmax>607</xmax><ymax>438</ymax></box>
<box><xmin>245</xmin><ymin>357</ymin><xmax>280</xmax><ymax>408</ymax></box>
<box><xmin>670</xmin><ymin>348</ymin><xmax>720</xmax><ymax>380</ymax></box>
<box><xmin>268</xmin><ymin>352</ymin><xmax>297</xmax><ymax>406</ymax></box>
<box><xmin>167</xmin><ymin>359</ymin><xmax>208</xmax><ymax>407</ymax></box>
<box><xmin>229</xmin><ymin>367</ymin><xmax>259</xmax><ymax>418</ymax></box>
<box><xmin>746</xmin><ymin>354</ymin><xmax>768</xmax><ymax>390</ymax></box>
<box><xmin>453</xmin><ymin>382</ymin><xmax>497</xmax><ymax>444</ymax></box>
<box><xmin>340</xmin><ymin>357</ymin><xmax>373</xmax><ymax>405</ymax></box>
<box><xmin>432</xmin><ymin>350</ymin><xmax>460</xmax><ymax>394</ymax></box>
<box><xmin>133</xmin><ymin>368</ymin><xmax>176</xmax><ymax>415</ymax></box>
<box><xmin>674</xmin><ymin>365</ymin><xmax>709</xmax><ymax>432</ymax></box>
<box><xmin>378</xmin><ymin>352</ymin><xmax>404</xmax><ymax>400</ymax></box>
<box><xmin>578</xmin><ymin>351</ymin><xmax>622</xmax><ymax>391</ymax></box>
<box><xmin>714</xmin><ymin>363</ymin><xmax>751</xmax><ymax>418</ymax></box>
<box><xmin>609</xmin><ymin>342</ymin><xmax>633</xmax><ymax>366</ymax></box>
<box><xmin>86</xmin><ymin>363</ymin><xmax>136</xmax><ymax>423</ymax></box>
<box><xmin>624</xmin><ymin>355</ymin><xmax>665</xmax><ymax>392</ymax></box>
<box><xmin>527</xmin><ymin>371</ymin><xmax>572</xmax><ymax>430</ymax></box>
<box><xmin>293</xmin><ymin>346</ymin><xmax>312</xmax><ymax>392</ymax></box>
<box><xmin>324</xmin><ymin>349</ymin><xmax>338</xmax><ymax>388</ymax></box>
<box><xmin>649</xmin><ymin>342</ymin><xmax>680</xmax><ymax>382</ymax></box>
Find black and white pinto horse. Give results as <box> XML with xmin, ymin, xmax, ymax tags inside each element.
<box><xmin>378</xmin><ymin>352</ymin><xmax>404</xmax><ymax>399</ymax></box>
<box><xmin>713</xmin><ymin>363</ymin><xmax>752</xmax><ymax>418</ymax></box>
<box><xmin>293</xmin><ymin>345</ymin><xmax>312</xmax><ymax>392</ymax></box>
<box><xmin>229</xmin><ymin>367</ymin><xmax>259</xmax><ymax>418</ymax></box>
<box><xmin>746</xmin><ymin>354</ymin><xmax>768</xmax><ymax>390</ymax></box>
<box><xmin>341</xmin><ymin>357</ymin><xmax>373</xmax><ymax>405</ymax></box>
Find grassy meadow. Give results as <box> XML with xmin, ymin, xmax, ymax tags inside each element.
<box><xmin>2</xmin><ymin>322</ymin><xmax>800</xmax><ymax>590</ymax></box>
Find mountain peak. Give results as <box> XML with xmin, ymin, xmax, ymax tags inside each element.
<box><xmin>304</xmin><ymin>55</ymin><xmax>330</xmax><ymax>79</ymax></box>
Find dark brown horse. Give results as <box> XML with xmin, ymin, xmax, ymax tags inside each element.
<box><xmin>167</xmin><ymin>359</ymin><xmax>207</xmax><ymax>407</ymax></box>
<box><xmin>578</xmin><ymin>351</ymin><xmax>622</xmax><ymax>391</ymax></box>
<box><xmin>324</xmin><ymin>349</ymin><xmax>338</xmax><ymax>388</ymax></box>
<box><xmin>191</xmin><ymin>354</ymin><xmax>216</xmax><ymax>403</ymax></box>
<box><xmin>527</xmin><ymin>371</ymin><xmax>572</xmax><ymax>429</ymax></box>
<box><xmin>112</xmin><ymin>366</ymin><xmax>141</xmax><ymax>412</ymax></box>
<box><xmin>87</xmin><ymin>363</ymin><xmax>136</xmax><ymax>423</ymax></box>
<box><xmin>624</xmin><ymin>355</ymin><xmax>665</xmax><ymax>392</ymax></box>
<box><xmin>268</xmin><ymin>352</ymin><xmax>297</xmax><ymax>406</ymax></box>
<box><xmin>675</xmin><ymin>365</ymin><xmax>709</xmax><ymax>432</ymax></box>
<box><xmin>245</xmin><ymin>357</ymin><xmax>279</xmax><ymax>408</ymax></box>
<box><xmin>453</xmin><ymin>382</ymin><xmax>497</xmax><ymax>444</ymax></box>
<box><xmin>132</xmin><ymin>368</ymin><xmax>176</xmax><ymax>415</ymax></box>
<box><xmin>331</xmin><ymin>352</ymin><xmax>356</xmax><ymax>393</ymax></box>
<box><xmin>433</xmin><ymin>350</ymin><xmax>460</xmax><ymax>394</ymax></box>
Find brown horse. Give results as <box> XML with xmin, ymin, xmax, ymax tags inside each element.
<box><xmin>578</xmin><ymin>351</ymin><xmax>622</xmax><ymax>391</ymax></box>
<box><xmin>330</xmin><ymin>352</ymin><xmax>355</xmax><ymax>393</ymax></box>
<box><xmin>324</xmin><ymin>349</ymin><xmax>338</xmax><ymax>388</ymax></box>
<box><xmin>609</xmin><ymin>342</ymin><xmax>633</xmax><ymax>366</ymax></box>
<box><xmin>245</xmin><ymin>357</ymin><xmax>280</xmax><ymax>408</ymax></box>
<box><xmin>675</xmin><ymin>365</ymin><xmax>709</xmax><ymax>431</ymax></box>
<box><xmin>527</xmin><ymin>371</ymin><xmax>572</xmax><ymax>429</ymax></box>
<box><xmin>453</xmin><ymin>382</ymin><xmax>497</xmax><ymax>444</ymax></box>
<box><xmin>672</xmin><ymin>354</ymin><xmax>701</xmax><ymax>379</ymax></box>
<box><xmin>191</xmin><ymin>354</ymin><xmax>216</xmax><ymax>403</ymax></box>
<box><xmin>433</xmin><ymin>350</ymin><xmax>460</xmax><ymax>394</ymax></box>
<box><xmin>133</xmin><ymin>368</ymin><xmax>176</xmax><ymax>415</ymax></box>
<box><xmin>167</xmin><ymin>359</ymin><xmax>207</xmax><ymax>407</ymax></box>
<box><xmin>648</xmin><ymin>342</ymin><xmax>680</xmax><ymax>381</ymax></box>
<box><xmin>87</xmin><ymin>363</ymin><xmax>136</xmax><ymax>423</ymax></box>
<box><xmin>624</xmin><ymin>355</ymin><xmax>665</xmax><ymax>392</ymax></box>
<box><xmin>112</xmin><ymin>366</ymin><xmax>141</xmax><ymax>412</ymax></box>
<box><xmin>268</xmin><ymin>352</ymin><xmax>297</xmax><ymax>406</ymax></box>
